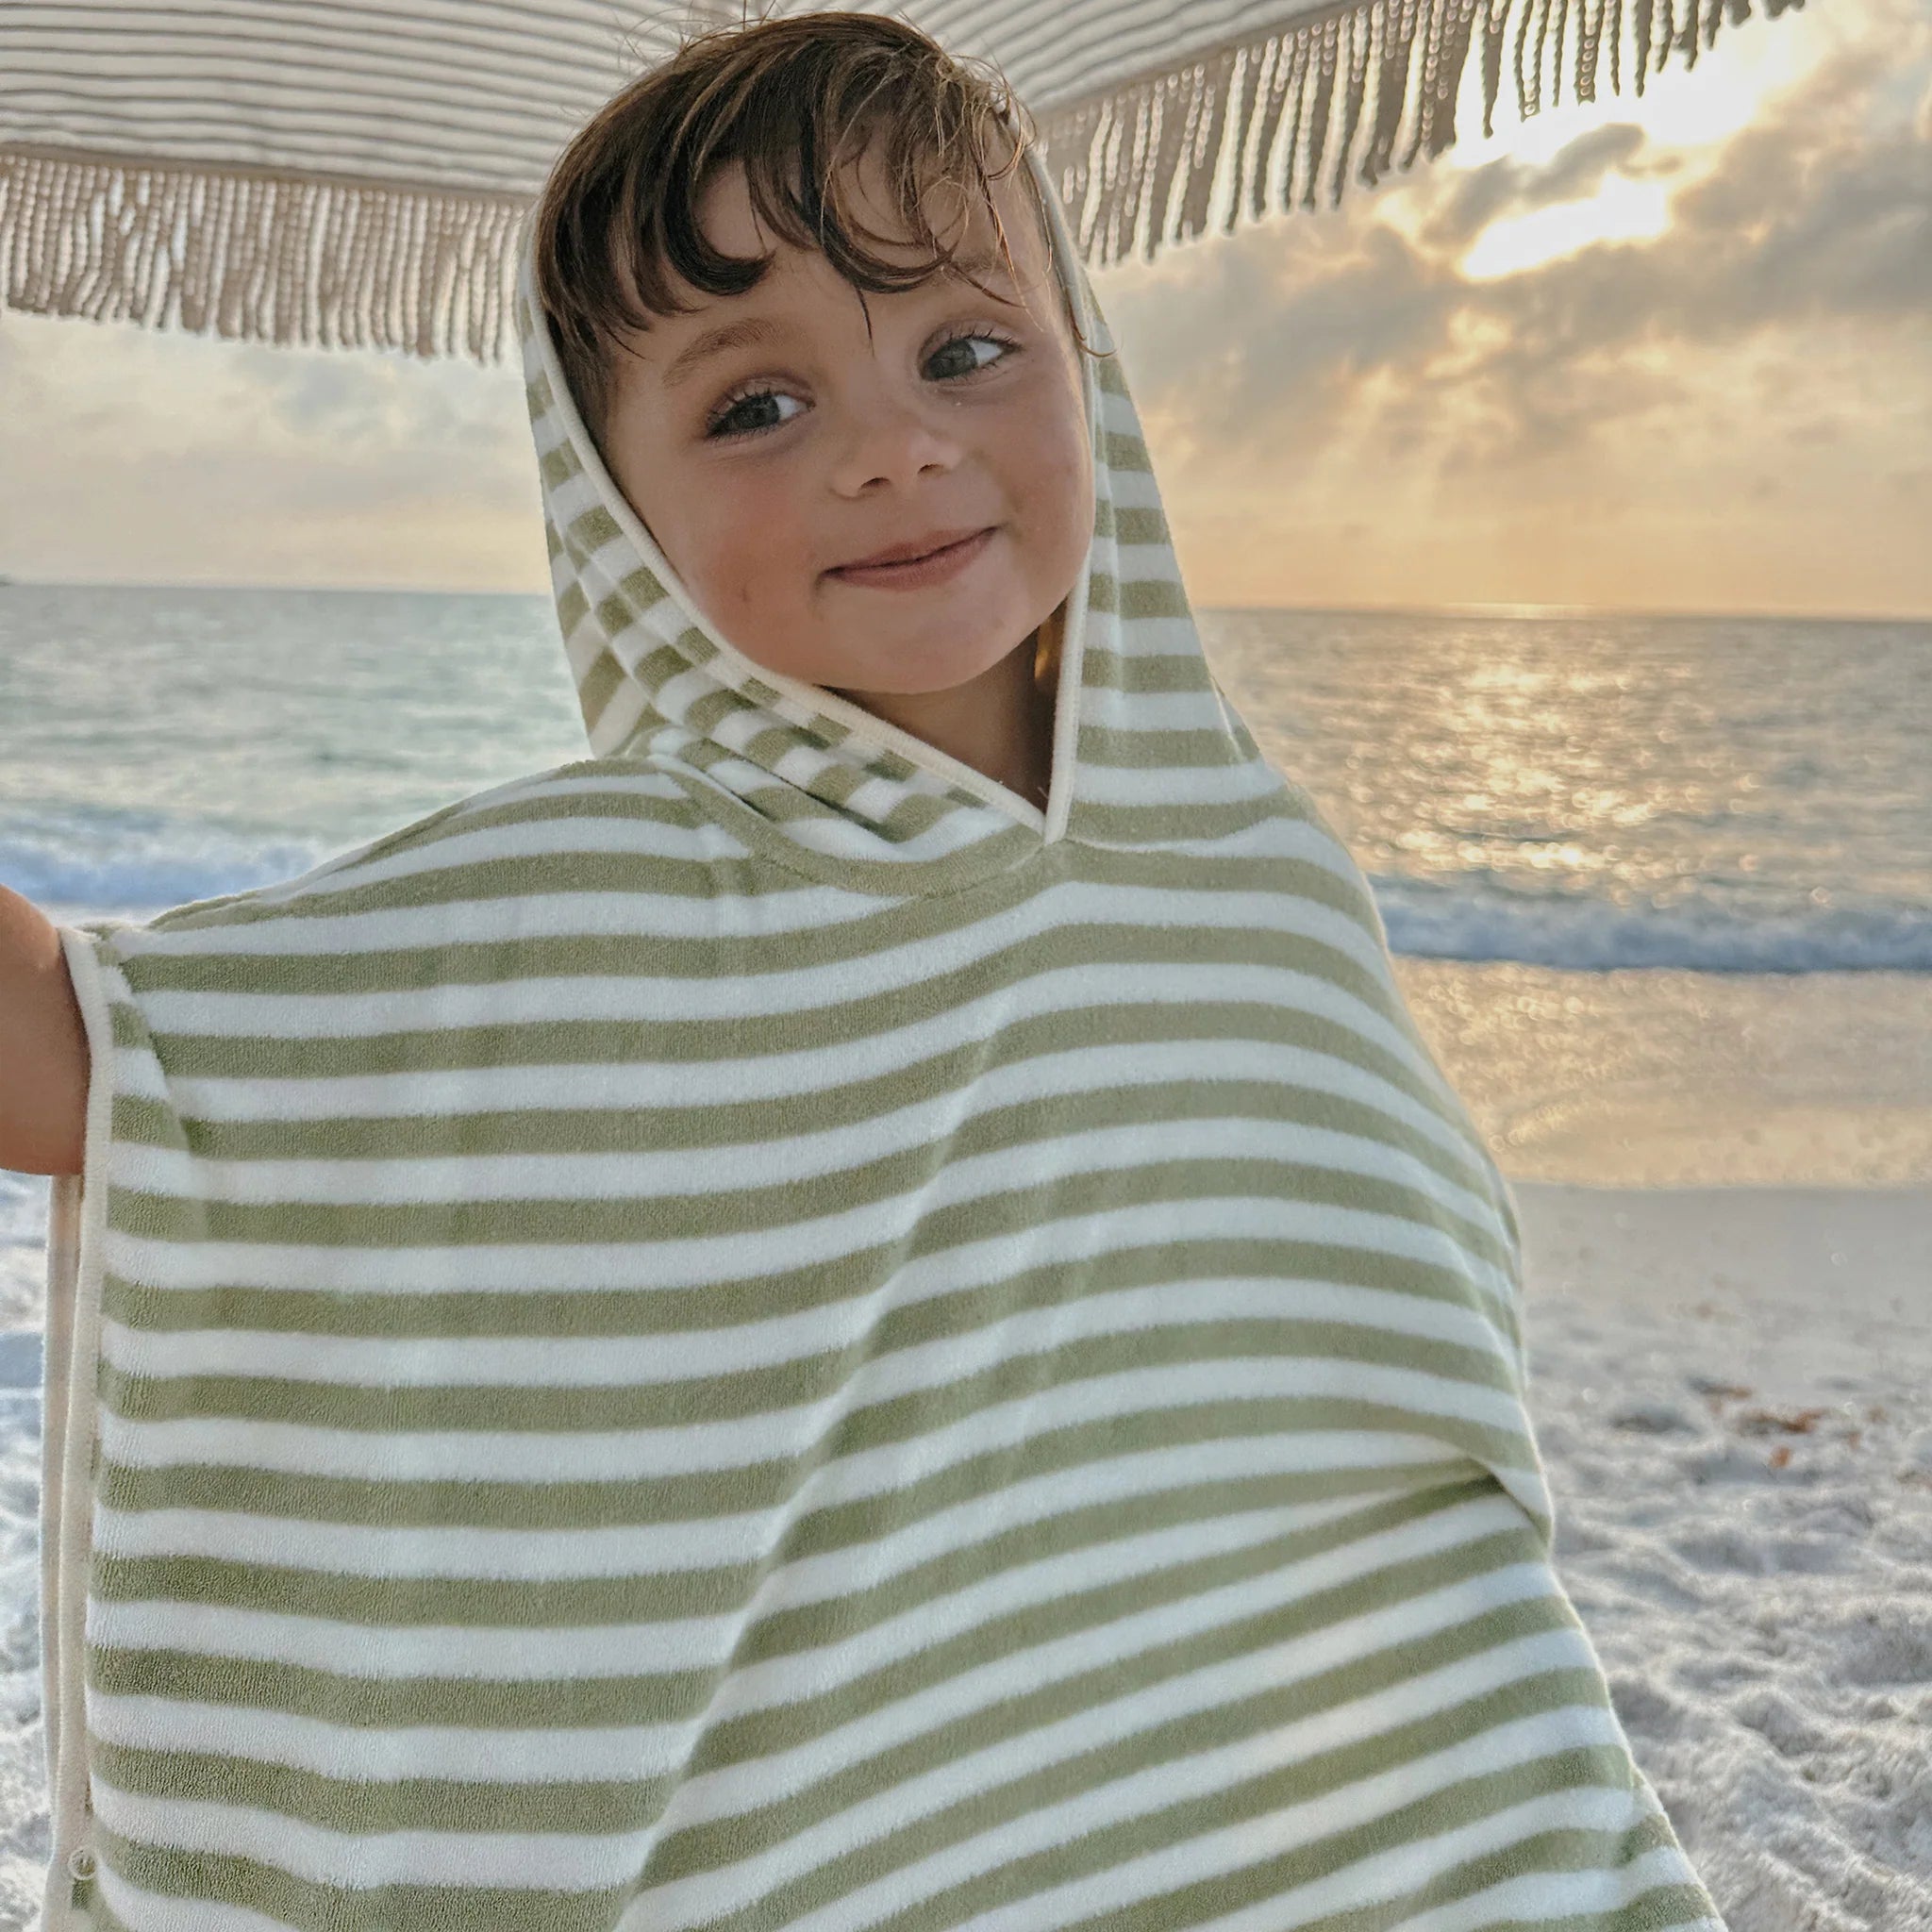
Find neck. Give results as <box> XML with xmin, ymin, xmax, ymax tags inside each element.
<box><xmin>833</xmin><ymin>620</ymin><xmax>1058</xmax><ymax>810</ymax></box>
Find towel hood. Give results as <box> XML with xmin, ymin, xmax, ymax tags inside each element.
<box><xmin>515</xmin><ymin>136</ymin><xmax>1281</xmax><ymax>896</ymax></box>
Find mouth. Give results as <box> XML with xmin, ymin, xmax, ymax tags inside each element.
<box><xmin>828</xmin><ymin>527</ymin><xmax>997</xmax><ymax>590</ymax></box>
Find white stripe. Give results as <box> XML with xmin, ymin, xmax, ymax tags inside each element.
<box><xmin>1075</xmin><ymin>754</ymin><xmax>1290</xmax><ymax>807</ymax></box>
<box><xmin>85</xmin><ymin>1866</ymin><xmax>343</xmax><ymax>1932</ymax></box>
<box><xmin>102</xmin><ymin>1271</ymin><xmax>1507</xmax><ymax>1389</ymax></box>
<box><xmin>634</xmin><ymin>1659</ymin><xmax>1625</xmax><ymax>1930</ymax></box>
<box><xmin>102</xmin><ymin>1189</ymin><xmax>1517</xmax><ymax>1314</ymax></box>
<box><xmin>942</xmin><ymin>1786</ymin><xmax>1665</xmax><ymax>1932</ymax></box>
<box><xmin>87</xmin><ymin>1444</ymin><xmax>1422</xmax><ymax>1623</ymax></box>
<box><xmin>215</xmin><ymin>815</ymin><xmax>788</xmax><ymax>908</ymax></box>
<box><xmin>91</xmin><ymin>1500</ymin><xmax>768</xmax><ymax>1580</ymax></box>
<box><xmin>1385</xmin><ymin>1845</ymin><xmax>1723</xmax><ymax>1932</ymax></box>
<box><xmin>101</xmin><ymin>1354</ymin><xmax>1529</xmax><ymax>1483</ymax></box>
<box><xmin>123</xmin><ymin>877</ymin><xmax>875</xmax><ymax>956</ymax></box>
<box><xmin>666</xmin><ymin>1513</ymin><xmax>1561</xmax><ymax>1826</ymax></box>
<box><xmin>140</xmin><ymin>866</ymin><xmax>1388</xmax><ymax>990</ymax></box>
<box><xmin>113</xmin><ymin>1097</ymin><xmax>1514</xmax><ymax>1224</ymax></box>
<box><xmin>88</xmin><ymin>1772</ymin><xmax>657</xmax><ymax>1890</ymax></box>
<box><xmin>1104</xmin><ymin>687</ymin><xmax>1239</xmax><ymax>727</ymax></box>
<box><xmin>562</xmin><ymin>610</ymin><xmax>619</xmax><ymax>689</ymax></box>
<box><xmin>125</xmin><ymin>941</ymin><xmax>1413</xmax><ymax>1042</ymax></box>
<box><xmin>84</xmin><ymin>1693</ymin><xmax>695</xmax><ymax>1785</ymax></box>
<box><xmin>137</xmin><ymin>1032</ymin><xmax>1486</xmax><ymax>1168</ymax></box>
<box><xmin>90</xmin><ymin>1597</ymin><xmax>738</xmax><ymax>1680</ymax></box>
<box><xmin>750</xmin><ymin>793</ymin><xmax>1016</xmax><ymax>858</ymax></box>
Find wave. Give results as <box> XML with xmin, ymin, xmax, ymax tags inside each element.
<box><xmin>6</xmin><ymin>820</ymin><xmax>1926</xmax><ymax>975</ymax></box>
<box><xmin>1374</xmin><ymin>873</ymin><xmax>1932</xmax><ymax>974</ymax></box>
<box><xmin>1</xmin><ymin>816</ymin><xmax>332</xmax><ymax>924</ymax></box>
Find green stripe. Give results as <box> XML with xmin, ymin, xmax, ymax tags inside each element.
<box><xmin>92</xmin><ymin>1569</ymin><xmax>1591</xmax><ymax>1845</ymax></box>
<box><xmin>109</xmin><ymin>1137</ymin><xmax>1512</xmax><ymax>1251</ymax></box>
<box><xmin>107</xmin><ymin>909</ymin><xmax>1441</xmax><ymax>1079</ymax></box>
<box><xmin>1080</xmin><ymin>643</ymin><xmax>1236</xmax><ymax>693</ymax></box>
<box><xmin>1076</xmin><ymin>723</ymin><xmax>1249</xmax><ymax>771</ymax></box>
<box><xmin>90</xmin><ymin>1494</ymin><xmax>1535</xmax><ymax>1740</ymax></box>
<box><xmin>100</xmin><ymin>1215</ymin><xmax>1510</xmax><ymax>1344</ymax></box>
<box><xmin>101</xmin><ymin>1300</ymin><xmax>1517</xmax><ymax>1432</ymax></box>
<box><xmin>96</xmin><ymin>1390</ymin><xmax>1530</xmax><ymax>1530</ymax></box>
<box><xmin>91</xmin><ymin>1472</ymin><xmax>1494</xmax><ymax>1628</ymax></box>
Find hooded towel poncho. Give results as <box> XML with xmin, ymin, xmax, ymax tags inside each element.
<box><xmin>37</xmin><ymin>134</ymin><xmax>1728</xmax><ymax>1932</ymax></box>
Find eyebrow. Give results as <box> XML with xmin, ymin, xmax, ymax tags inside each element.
<box><xmin>657</xmin><ymin>249</ymin><xmax>1019</xmax><ymax>391</ymax></box>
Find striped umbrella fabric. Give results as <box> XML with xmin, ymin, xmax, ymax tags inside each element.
<box><xmin>1</xmin><ymin>0</ymin><xmax>1805</xmax><ymax>363</ymax></box>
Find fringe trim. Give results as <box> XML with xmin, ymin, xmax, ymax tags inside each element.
<box><xmin>0</xmin><ymin>143</ymin><xmax>526</xmax><ymax>363</ymax></box>
<box><xmin>0</xmin><ymin>0</ymin><xmax>1798</xmax><ymax>363</ymax></box>
<box><xmin>1031</xmin><ymin>0</ymin><xmax>1799</xmax><ymax>267</ymax></box>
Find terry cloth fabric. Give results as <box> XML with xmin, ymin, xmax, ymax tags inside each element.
<box><xmin>38</xmin><ymin>133</ymin><xmax>1729</xmax><ymax>1932</ymax></box>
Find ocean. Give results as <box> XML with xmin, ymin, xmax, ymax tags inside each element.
<box><xmin>3</xmin><ymin>583</ymin><xmax>1926</xmax><ymax>971</ymax></box>
<box><xmin>2</xmin><ymin>581</ymin><xmax>1930</xmax><ymax>1249</ymax></box>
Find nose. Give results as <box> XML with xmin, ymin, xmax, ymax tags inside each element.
<box><xmin>828</xmin><ymin>389</ymin><xmax>965</xmax><ymax>496</ymax></box>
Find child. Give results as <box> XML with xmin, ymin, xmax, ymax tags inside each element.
<box><xmin>4</xmin><ymin>14</ymin><xmax>1727</xmax><ymax>1930</ymax></box>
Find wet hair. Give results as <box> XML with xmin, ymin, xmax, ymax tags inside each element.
<box><xmin>527</xmin><ymin>8</ymin><xmax>1104</xmax><ymax>455</ymax></box>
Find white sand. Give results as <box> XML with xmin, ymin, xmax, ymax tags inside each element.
<box><xmin>1510</xmin><ymin>1183</ymin><xmax>1932</xmax><ymax>1932</ymax></box>
<box><xmin>0</xmin><ymin>1168</ymin><xmax>1923</xmax><ymax>1929</ymax></box>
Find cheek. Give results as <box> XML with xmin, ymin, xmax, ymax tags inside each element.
<box><xmin>682</xmin><ymin>475</ymin><xmax>814</xmax><ymax>615</ymax></box>
<box><xmin>1019</xmin><ymin>409</ymin><xmax>1094</xmax><ymax>574</ymax></box>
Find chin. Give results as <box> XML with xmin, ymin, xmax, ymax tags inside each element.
<box><xmin>858</xmin><ymin>634</ymin><xmax>1037</xmax><ymax>696</ymax></box>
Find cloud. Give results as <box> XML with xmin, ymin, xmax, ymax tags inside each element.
<box><xmin>1092</xmin><ymin>5</ymin><xmax>1932</xmax><ymax>492</ymax></box>
<box><xmin>2</xmin><ymin>0</ymin><xmax>1924</xmax><ymax>614</ymax></box>
<box><xmin>1413</xmin><ymin>121</ymin><xmax>1657</xmax><ymax>250</ymax></box>
<box><xmin>0</xmin><ymin>312</ymin><xmax>545</xmax><ymax>588</ymax></box>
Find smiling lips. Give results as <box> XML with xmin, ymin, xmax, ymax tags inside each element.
<box><xmin>829</xmin><ymin>527</ymin><xmax>996</xmax><ymax>590</ymax></box>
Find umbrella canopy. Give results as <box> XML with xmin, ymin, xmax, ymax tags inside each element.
<box><xmin>1</xmin><ymin>0</ymin><xmax>1802</xmax><ymax>364</ymax></box>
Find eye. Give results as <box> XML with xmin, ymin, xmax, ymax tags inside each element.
<box><xmin>924</xmin><ymin>327</ymin><xmax>1021</xmax><ymax>383</ymax></box>
<box><xmin>703</xmin><ymin>385</ymin><xmax>804</xmax><ymax>442</ymax></box>
<box><xmin>701</xmin><ymin>326</ymin><xmax>1022</xmax><ymax>442</ymax></box>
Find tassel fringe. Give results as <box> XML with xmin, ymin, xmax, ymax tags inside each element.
<box><xmin>1038</xmin><ymin>0</ymin><xmax>1802</xmax><ymax>269</ymax></box>
<box><xmin>0</xmin><ymin>146</ymin><xmax>527</xmax><ymax>364</ymax></box>
<box><xmin>0</xmin><ymin>0</ymin><xmax>1798</xmax><ymax>366</ymax></box>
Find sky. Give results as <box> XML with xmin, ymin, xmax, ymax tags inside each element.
<box><xmin>2</xmin><ymin>0</ymin><xmax>1928</xmax><ymax>618</ymax></box>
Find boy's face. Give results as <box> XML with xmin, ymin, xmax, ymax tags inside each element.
<box><xmin>598</xmin><ymin>143</ymin><xmax>1093</xmax><ymax>701</ymax></box>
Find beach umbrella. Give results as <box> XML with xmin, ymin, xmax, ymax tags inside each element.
<box><xmin>1</xmin><ymin>0</ymin><xmax>1805</xmax><ymax>365</ymax></box>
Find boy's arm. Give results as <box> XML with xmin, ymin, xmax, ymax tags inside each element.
<box><xmin>0</xmin><ymin>886</ymin><xmax>89</xmax><ymax>1177</ymax></box>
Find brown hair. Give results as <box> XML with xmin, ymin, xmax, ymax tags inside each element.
<box><xmin>528</xmin><ymin>8</ymin><xmax>1104</xmax><ymax>453</ymax></box>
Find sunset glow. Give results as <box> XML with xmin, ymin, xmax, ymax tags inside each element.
<box><xmin>1457</xmin><ymin>175</ymin><xmax>1674</xmax><ymax>280</ymax></box>
<box><xmin>1</xmin><ymin>0</ymin><xmax>1925</xmax><ymax>617</ymax></box>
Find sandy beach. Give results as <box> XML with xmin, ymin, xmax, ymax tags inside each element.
<box><xmin>0</xmin><ymin>960</ymin><xmax>1921</xmax><ymax>1929</ymax></box>
<box><xmin>1501</xmin><ymin>1182</ymin><xmax>1930</xmax><ymax>1931</ymax></box>
<box><xmin>1396</xmin><ymin>959</ymin><xmax>1932</xmax><ymax>1931</ymax></box>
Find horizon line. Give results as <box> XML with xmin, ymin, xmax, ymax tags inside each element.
<box><xmin>3</xmin><ymin>577</ymin><xmax>1928</xmax><ymax>626</ymax></box>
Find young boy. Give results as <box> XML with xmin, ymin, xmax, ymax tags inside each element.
<box><xmin>5</xmin><ymin>14</ymin><xmax>1727</xmax><ymax>1931</ymax></box>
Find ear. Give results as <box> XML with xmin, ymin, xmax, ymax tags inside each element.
<box><xmin>1034</xmin><ymin>598</ymin><xmax>1067</xmax><ymax>698</ymax></box>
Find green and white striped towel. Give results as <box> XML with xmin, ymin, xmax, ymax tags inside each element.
<box><xmin>38</xmin><ymin>136</ymin><xmax>1727</xmax><ymax>1932</ymax></box>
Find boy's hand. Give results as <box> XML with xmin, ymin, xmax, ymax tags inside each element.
<box><xmin>0</xmin><ymin>886</ymin><xmax>89</xmax><ymax>1176</ymax></box>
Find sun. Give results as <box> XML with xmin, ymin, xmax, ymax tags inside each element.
<box><xmin>1458</xmin><ymin>174</ymin><xmax>1674</xmax><ymax>279</ymax></box>
<box><xmin>1403</xmin><ymin>4</ymin><xmax>1836</xmax><ymax>280</ymax></box>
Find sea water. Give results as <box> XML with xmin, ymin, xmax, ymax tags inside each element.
<box><xmin>3</xmin><ymin>584</ymin><xmax>1930</xmax><ymax>1300</ymax></box>
<box><xmin>3</xmin><ymin>584</ymin><xmax>1927</xmax><ymax>972</ymax></box>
